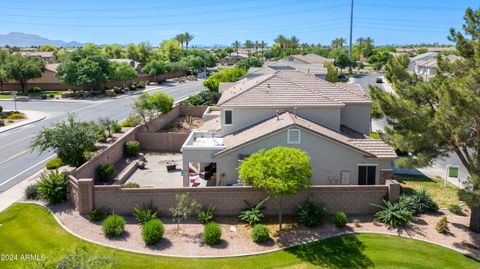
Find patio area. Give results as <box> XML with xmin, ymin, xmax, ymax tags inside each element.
<box><xmin>124</xmin><ymin>152</ymin><xmax>210</xmax><ymax>188</ymax></box>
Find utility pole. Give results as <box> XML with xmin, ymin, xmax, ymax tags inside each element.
<box><xmin>349</xmin><ymin>0</ymin><xmax>354</xmax><ymax>56</ymax></box>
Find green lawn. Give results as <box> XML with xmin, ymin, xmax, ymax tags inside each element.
<box><xmin>396</xmin><ymin>174</ymin><xmax>461</xmax><ymax>208</ymax></box>
<box><xmin>0</xmin><ymin>91</ymin><xmax>63</xmax><ymax>99</ymax></box>
<box><xmin>1</xmin><ymin>203</ymin><xmax>478</xmax><ymax>268</ymax></box>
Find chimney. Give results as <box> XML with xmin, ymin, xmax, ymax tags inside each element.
<box><xmin>276</xmin><ymin>110</ymin><xmax>279</xmax><ymax>120</ymax></box>
<box><xmin>293</xmin><ymin>107</ymin><xmax>298</xmax><ymax>118</ymax></box>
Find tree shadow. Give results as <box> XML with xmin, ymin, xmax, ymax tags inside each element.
<box><xmin>145</xmin><ymin>238</ymin><xmax>173</xmax><ymax>251</ymax></box>
<box><xmin>286</xmin><ymin>234</ymin><xmax>374</xmax><ymax>268</ymax></box>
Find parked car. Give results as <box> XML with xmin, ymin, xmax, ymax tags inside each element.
<box><xmin>376</xmin><ymin>77</ymin><xmax>383</xmax><ymax>83</ymax></box>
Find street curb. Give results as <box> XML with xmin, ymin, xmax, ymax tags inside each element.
<box><xmin>0</xmin><ymin>114</ymin><xmax>46</xmax><ymax>134</ymax></box>
<box><xmin>18</xmin><ymin>201</ymin><xmax>480</xmax><ymax>260</ymax></box>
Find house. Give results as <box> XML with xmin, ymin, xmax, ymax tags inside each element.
<box><xmin>413</xmin><ymin>55</ymin><xmax>460</xmax><ymax>81</ymax></box>
<box><xmin>181</xmin><ymin>70</ymin><xmax>396</xmax><ymax>187</ymax></box>
<box><xmin>246</xmin><ymin>58</ymin><xmax>328</xmax><ymax>80</ymax></box>
<box><xmin>19</xmin><ymin>51</ymin><xmax>56</xmax><ymax>62</ymax></box>
<box><xmin>109</xmin><ymin>58</ymin><xmax>142</xmax><ymax>72</ymax></box>
<box><xmin>287</xmin><ymin>54</ymin><xmax>335</xmax><ymax>65</ymax></box>
<box><xmin>5</xmin><ymin>63</ymin><xmax>61</xmax><ymax>88</ymax></box>
<box><xmin>407</xmin><ymin>52</ymin><xmax>437</xmax><ymax>72</ymax></box>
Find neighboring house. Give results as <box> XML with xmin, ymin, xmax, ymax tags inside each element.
<box><xmin>407</xmin><ymin>52</ymin><xmax>437</xmax><ymax>72</ymax></box>
<box><xmin>182</xmin><ymin>70</ymin><xmax>396</xmax><ymax>187</ymax></box>
<box><xmin>246</xmin><ymin>58</ymin><xmax>328</xmax><ymax>80</ymax></box>
<box><xmin>109</xmin><ymin>58</ymin><xmax>142</xmax><ymax>72</ymax></box>
<box><xmin>6</xmin><ymin>63</ymin><xmax>60</xmax><ymax>85</ymax></box>
<box><xmin>410</xmin><ymin>54</ymin><xmax>460</xmax><ymax>81</ymax></box>
<box><xmin>19</xmin><ymin>51</ymin><xmax>56</xmax><ymax>62</ymax></box>
<box><xmin>287</xmin><ymin>54</ymin><xmax>335</xmax><ymax>65</ymax></box>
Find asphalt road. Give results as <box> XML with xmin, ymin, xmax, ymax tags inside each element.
<box><xmin>0</xmin><ymin>80</ymin><xmax>205</xmax><ymax>192</ymax></box>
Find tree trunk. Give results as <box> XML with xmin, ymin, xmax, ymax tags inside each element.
<box><xmin>470</xmin><ymin>205</ymin><xmax>480</xmax><ymax>232</ymax></box>
<box><xmin>278</xmin><ymin>196</ymin><xmax>283</xmax><ymax>231</ymax></box>
<box><xmin>20</xmin><ymin>80</ymin><xmax>26</xmax><ymax>94</ymax></box>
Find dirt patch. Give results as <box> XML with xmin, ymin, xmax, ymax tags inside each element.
<box><xmin>160</xmin><ymin>116</ymin><xmax>203</xmax><ymax>133</ymax></box>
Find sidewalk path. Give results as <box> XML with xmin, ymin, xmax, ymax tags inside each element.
<box><xmin>0</xmin><ymin>110</ymin><xmax>47</xmax><ymax>133</ymax></box>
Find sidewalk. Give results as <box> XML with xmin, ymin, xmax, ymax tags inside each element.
<box><xmin>0</xmin><ymin>170</ymin><xmax>43</xmax><ymax>212</ymax></box>
<box><xmin>0</xmin><ymin>110</ymin><xmax>47</xmax><ymax>133</ymax></box>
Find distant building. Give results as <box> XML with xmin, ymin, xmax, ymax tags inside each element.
<box><xmin>287</xmin><ymin>54</ymin><xmax>335</xmax><ymax>65</ymax></box>
<box><xmin>109</xmin><ymin>58</ymin><xmax>142</xmax><ymax>72</ymax></box>
<box><xmin>19</xmin><ymin>51</ymin><xmax>56</xmax><ymax>62</ymax></box>
<box><xmin>409</xmin><ymin>52</ymin><xmax>461</xmax><ymax>81</ymax></box>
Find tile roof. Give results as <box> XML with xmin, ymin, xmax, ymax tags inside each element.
<box><xmin>416</xmin><ymin>54</ymin><xmax>461</xmax><ymax>68</ymax></box>
<box><xmin>217</xmin><ymin>70</ymin><xmax>369</xmax><ymax>107</ymax></box>
<box><xmin>45</xmin><ymin>63</ymin><xmax>60</xmax><ymax>72</ymax></box>
<box><xmin>20</xmin><ymin>51</ymin><xmax>55</xmax><ymax>58</ymax></box>
<box><xmin>215</xmin><ymin>111</ymin><xmax>396</xmax><ymax>158</ymax></box>
<box><xmin>288</xmin><ymin>54</ymin><xmax>335</xmax><ymax>64</ymax></box>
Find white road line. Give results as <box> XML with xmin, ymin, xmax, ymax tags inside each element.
<box><xmin>0</xmin><ymin>149</ymin><xmax>30</xmax><ymax>166</ymax></box>
<box><xmin>0</xmin><ymin>154</ymin><xmax>56</xmax><ymax>188</ymax></box>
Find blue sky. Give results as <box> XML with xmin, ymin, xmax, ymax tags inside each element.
<box><xmin>0</xmin><ymin>0</ymin><xmax>477</xmax><ymax>46</ymax></box>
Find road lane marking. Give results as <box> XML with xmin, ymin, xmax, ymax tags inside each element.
<box><xmin>0</xmin><ymin>154</ymin><xmax>56</xmax><ymax>188</ymax></box>
<box><xmin>0</xmin><ymin>134</ymin><xmax>36</xmax><ymax>150</ymax></box>
<box><xmin>0</xmin><ymin>149</ymin><xmax>30</xmax><ymax>166</ymax></box>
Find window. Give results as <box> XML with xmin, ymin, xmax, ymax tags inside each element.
<box><xmin>358</xmin><ymin>164</ymin><xmax>377</xmax><ymax>185</ymax></box>
<box><xmin>224</xmin><ymin>110</ymin><xmax>232</xmax><ymax>125</ymax></box>
<box><xmin>287</xmin><ymin>128</ymin><xmax>301</xmax><ymax>144</ymax></box>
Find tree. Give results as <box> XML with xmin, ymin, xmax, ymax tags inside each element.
<box><xmin>169</xmin><ymin>193</ymin><xmax>201</xmax><ymax>232</ymax></box>
<box><xmin>353</xmin><ymin>37</ymin><xmax>375</xmax><ymax>59</ymax></box>
<box><xmin>203</xmin><ymin>68</ymin><xmax>246</xmax><ymax>92</ymax></box>
<box><xmin>232</xmin><ymin>41</ymin><xmax>241</xmax><ymax>56</ymax></box>
<box><xmin>31</xmin><ymin>114</ymin><xmax>98</xmax><ymax>167</ymax></box>
<box><xmin>141</xmin><ymin>60</ymin><xmax>171</xmax><ymax>80</ymax></box>
<box><xmin>175</xmin><ymin>34</ymin><xmax>186</xmax><ymax>48</ymax></box>
<box><xmin>369</xmin><ymin>7</ymin><xmax>480</xmax><ymax>232</ymax></box>
<box><xmin>108</xmin><ymin>62</ymin><xmax>138</xmax><ymax>84</ymax></box>
<box><xmin>102</xmin><ymin>44</ymin><xmax>124</xmax><ymax>59</ymax></box>
<box><xmin>137</xmin><ymin>42</ymin><xmax>152</xmax><ymax>65</ymax></box>
<box><xmin>56</xmin><ymin>48</ymin><xmax>109</xmax><ymax>90</ymax></box>
<box><xmin>289</xmin><ymin>36</ymin><xmax>300</xmax><ymax>50</ymax></box>
<box><xmin>325</xmin><ymin>63</ymin><xmax>338</xmax><ymax>82</ymax></box>
<box><xmin>236</xmin><ymin>56</ymin><xmax>263</xmax><ymax>70</ymax></box>
<box><xmin>6</xmin><ymin>54</ymin><xmax>45</xmax><ymax>93</ymax></box>
<box><xmin>274</xmin><ymin>35</ymin><xmax>288</xmax><ymax>57</ymax></box>
<box><xmin>334</xmin><ymin>52</ymin><xmax>355</xmax><ymax>72</ymax></box>
<box><xmin>244</xmin><ymin>40</ymin><xmax>254</xmax><ymax>56</ymax></box>
<box><xmin>179</xmin><ymin>55</ymin><xmax>203</xmax><ymax>75</ymax></box>
<box><xmin>132</xmin><ymin>92</ymin><xmax>174</xmax><ymax>130</ymax></box>
<box><xmin>331</xmin><ymin>38</ymin><xmax>346</xmax><ymax>49</ymax></box>
<box><xmin>384</xmin><ymin>54</ymin><xmax>417</xmax><ymax>87</ymax></box>
<box><xmin>238</xmin><ymin>146</ymin><xmax>312</xmax><ymax>230</ymax></box>
<box><xmin>183</xmin><ymin>32</ymin><xmax>194</xmax><ymax>50</ymax></box>
<box><xmin>125</xmin><ymin>43</ymin><xmax>140</xmax><ymax>61</ymax></box>
<box><xmin>368</xmin><ymin>49</ymin><xmax>393</xmax><ymax>70</ymax></box>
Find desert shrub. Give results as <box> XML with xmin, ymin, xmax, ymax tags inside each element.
<box><xmin>142</xmin><ymin>219</ymin><xmax>164</xmax><ymax>244</ymax></box>
<box><xmin>95</xmin><ymin>164</ymin><xmax>115</xmax><ymax>181</ymax></box>
<box><xmin>102</xmin><ymin>214</ymin><xmax>125</xmax><ymax>237</ymax></box>
<box><xmin>239</xmin><ymin>196</ymin><xmax>269</xmax><ymax>226</ymax></box>
<box><xmin>0</xmin><ymin>105</ymin><xmax>3</xmax><ymax>112</ymax></box>
<box><xmin>25</xmin><ymin>183</ymin><xmax>39</xmax><ymax>200</ymax></box>
<box><xmin>137</xmin><ymin>81</ymin><xmax>146</xmax><ymax>88</ymax></box>
<box><xmin>112</xmin><ymin>122</ymin><xmax>122</xmax><ymax>133</ymax></box>
<box><xmin>49</xmin><ymin>94</ymin><xmax>55</xmax><ymax>98</ymax></box>
<box><xmin>448</xmin><ymin>204</ymin><xmax>462</xmax><ymax>215</ymax></box>
<box><xmin>0</xmin><ymin>119</ymin><xmax>4</xmax><ymax>126</ymax></box>
<box><xmin>251</xmin><ymin>224</ymin><xmax>270</xmax><ymax>243</ymax></box>
<box><xmin>401</xmin><ymin>189</ymin><xmax>438</xmax><ymax>214</ymax></box>
<box><xmin>45</xmin><ymin>157</ymin><xmax>65</xmax><ymax>170</ymax></box>
<box><xmin>373</xmin><ymin>200</ymin><xmax>413</xmax><ymax>227</ymax></box>
<box><xmin>133</xmin><ymin>203</ymin><xmax>158</xmax><ymax>225</ymax></box>
<box><xmin>120</xmin><ymin>115</ymin><xmax>141</xmax><ymax>127</ymax></box>
<box><xmin>121</xmin><ymin>182</ymin><xmax>140</xmax><ymax>188</ymax></box>
<box><xmin>296</xmin><ymin>200</ymin><xmax>327</xmax><ymax>227</ymax></box>
<box><xmin>41</xmin><ymin>94</ymin><xmax>47</xmax><ymax>99</ymax></box>
<box><xmin>37</xmin><ymin>171</ymin><xmax>68</xmax><ymax>204</ymax></box>
<box><xmin>333</xmin><ymin>211</ymin><xmax>348</xmax><ymax>228</ymax></box>
<box><xmin>197</xmin><ymin>205</ymin><xmax>215</xmax><ymax>224</ymax></box>
<box><xmin>30</xmin><ymin>86</ymin><xmax>42</xmax><ymax>93</ymax></box>
<box><xmin>7</xmin><ymin>113</ymin><xmax>26</xmax><ymax>120</ymax></box>
<box><xmin>203</xmin><ymin>222</ymin><xmax>221</xmax><ymax>246</ymax></box>
<box><xmin>436</xmin><ymin>216</ymin><xmax>449</xmax><ymax>233</ymax></box>
<box><xmin>89</xmin><ymin>207</ymin><xmax>109</xmax><ymax>222</ymax></box>
<box><xmin>124</xmin><ymin>140</ymin><xmax>140</xmax><ymax>157</ymax></box>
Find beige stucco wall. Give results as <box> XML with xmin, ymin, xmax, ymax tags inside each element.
<box><xmin>340</xmin><ymin>103</ymin><xmax>372</xmax><ymax>135</ymax></box>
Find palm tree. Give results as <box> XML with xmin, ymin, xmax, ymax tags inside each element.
<box><xmin>274</xmin><ymin>34</ymin><xmax>288</xmax><ymax>57</ymax></box>
<box><xmin>259</xmin><ymin>41</ymin><xmax>267</xmax><ymax>58</ymax></box>
<box><xmin>289</xmin><ymin>36</ymin><xmax>299</xmax><ymax>50</ymax></box>
<box><xmin>331</xmin><ymin>38</ymin><xmax>346</xmax><ymax>49</ymax></box>
<box><xmin>300</xmin><ymin>43</ymin><xmax>309</xmax><ymax>52</ymax></box>
<box><xmin>244</xmin><ymin>40</ymin><xmax>254</xmax><ymax>56</ymax></box>
<box><xmin>175</xmin><ymin>34</ymin><xmax>185</xmax><ymax>48</ymax></box>
<box><xmin>254</xmin><ymin>41</ymin><xmax>259</xmax><ymax>53</ymax></box>
<box><xmin>232</xmin><ymin>41</ymin><xmax>241</xmax><ymax>56</ymax></box>
<box><xmin>184</xmin><ymin>32</ymin><xmax>194</xmax><ymax>50</ymax></box>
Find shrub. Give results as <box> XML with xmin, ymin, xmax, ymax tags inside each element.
<box><xmin>37</xmin><ymin>171</ymin><xmax>68</xmax><ymax>204</ymax></box>
<box><xmin>89</xmin><ymin>207</ymin><xmax>109</xmax><ymax>222</ymax></box>
<box><xmin>45</xmin><ymin>157</ymin><xmax>64</xmax><ymax>170</ymax></box>
<box><xmin>133</xmin><ymin>203</ymin><xmax>158</xmax><ymax>225</ymax></box>
<box><xmin>25</xmin><ymin>183</ymin><xmax>39</xmax><ymax>200</ymax></box>
<box><xmin>197</xmin><ymin>205</ymin><xmax>215</xmax><ymax>224</ymax></box>
<box><xmin>124</xmin><ymin>140</ymin><xmax>140</xmax><ymax>157</ymax></box>
<box><xmin>137</xmin><ymin>81</ymin><xmax>146</xmax><ymax>88</ymax></box>
<box><xmin>120</xmin><ymin>115</ymin><xmax>141</xmax><ymax>127</ymax></box>
<box><xmin>203</xmin><ymin>222</ymin><xmax>221</xmax><ymax>246</ymax></box>
<box><xmin>251</xmin><ymin>224</ymin><xmax>269</xmax><ymax>243</ymax></box>
<box><xmin>121</xmin><ymin>182</ymin><xmax>140</xmax><ymax>188</ymax></box>
<box><xmin>142</xmin><ymin>219</ymin><xmax>164</xmax><ymax>244</ymax></box>
<box><xmin>448</xmin><ymin>204</ymin><xmax>462</xmax><ymax>215</ymax></box>
<box><xmin>41</xmin><ymin>94</ymin><xmax>47</xmax><ymax>99</ymax></box>
<box><xmin>95</xmin><ymin>164</ymin><xmax>115</xmax><ymax>181</ymax></box>
<box><xmin>112</xmin><ymin>122</ymin><xmax>122</xmax><ymax>133</ymax></box>
<box><xmin>404</xmin><ymin>189</ymin><xmax>438</xmax><ymax>214</ymax></box>
<box><xmin>0</xmin><ymin>105</ymin><xmax>2</xmax><ymax>112</ymax></box>
<box><xmin>49</xmin><ymin>94</ymin><xmax>55</xmax><ymax>98</ymax></box>
<box><xmin>0</xmin><ymin>119</ymin><xmax>4</xmax><ymax>126</ymax></box>
<box><xmin>7</xmin><ymin>113</ymin><xmax>26</xmax><ymax>120</ymax></box>
<box><xmin>239</xmin><ymin>196</ymin><xmax>269</xmax><ymax>226</ymax></box>
<box><xmin>30</xmin><ymin>86</ymin><xmax>42</xmax><ymax>93</ymax></box>
<box><xmin>436</xmin><ymin>216</ymin><xmax>449</xmax><ymax>233</ymax></box>
<box><xmin>373</xmin><ymin>200</ymin><xmax>413</xmax><ymax>227</ymax></box>
<box><xmin>296</xmin><ymin>200</ymin><xmax>327</xmax><ymax>227</ymax></box>
<box><xmin>333</xmin><ymin>211</ymin><xmax>348</xmax><ymax>228</ymax></box>
<box><xmin>102</xmin><ymin>214</ymin><xmax>125</xmax><ymax>237</ymax></box>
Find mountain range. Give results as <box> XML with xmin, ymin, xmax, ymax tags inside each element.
<box><xmin>0</xmin><ymin>32</ymin><xmax>85</xmax><ymax>47</ymax></box>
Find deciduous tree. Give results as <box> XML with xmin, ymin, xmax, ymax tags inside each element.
<box><xmin>6</xmin><ymin>54</ymin><xmax>45</xmax><ymax>93</ymax></box>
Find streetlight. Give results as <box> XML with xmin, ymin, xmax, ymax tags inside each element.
<box><xmin>13</xmin><ymin>91</ymin><xmax>17</xmax><ymax>111</ymax></box>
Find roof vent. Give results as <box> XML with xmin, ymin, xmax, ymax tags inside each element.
<box><xmin>266</xmin><ymin>84</ymin><xmax>271</xmax><ymax>93</ymax></box>
<box><xmin>276</xmin><ymin>110</ymin><xmax>279</xmax><ymax>120</ymax></box>
<box><xmin>293</xmin><ymin>107</ymin><xmax>298</xmax><ymax>118</ymax></box>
